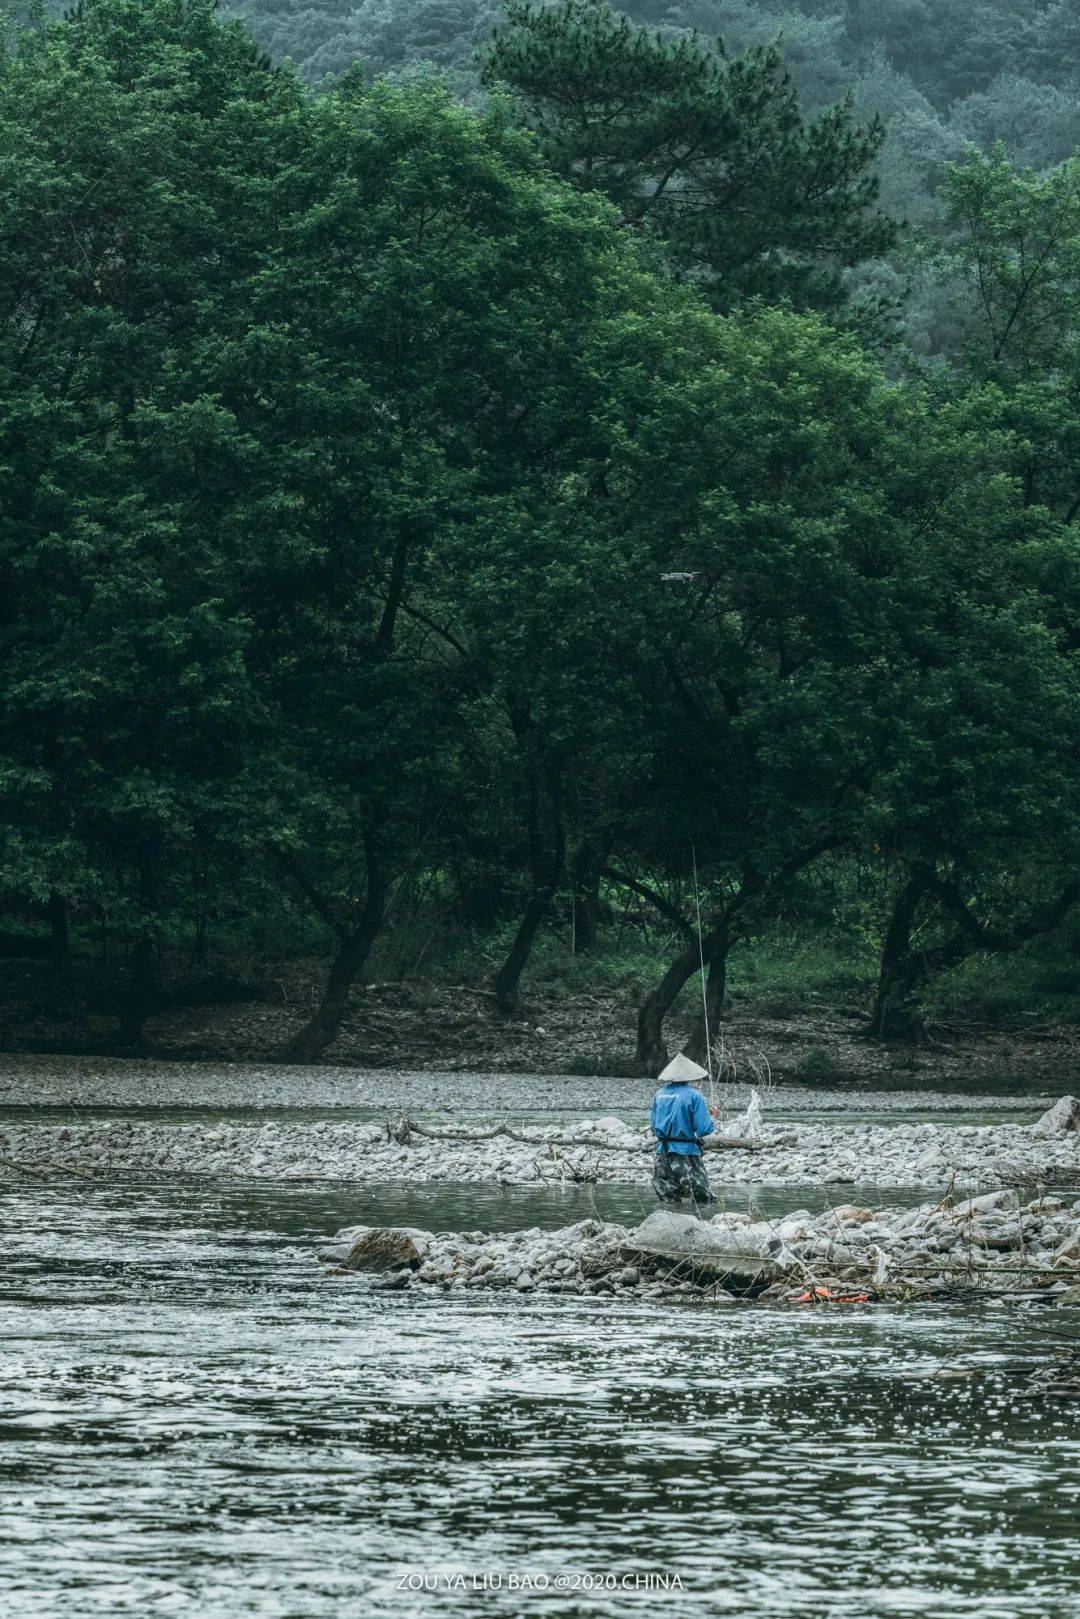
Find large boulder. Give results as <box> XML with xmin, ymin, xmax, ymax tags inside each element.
<box><xmin>964</xmin><ymin>1219</ymin><xmax>1023</xmax><ymax>1251</ymax></box>
<box><xmin>710</xmin><ymin>1214</ymin><xmax>785</xmax><ymax>1253</ymax></box>
<box><xmin>317</xmin><ymin>1224</ymin><xmax>370</xmax><ymax>1264</ymax></box>
<box><xmin>623</xmin><ymin>1209</ymin><xmax>784</xmax><ymax>1290</ymax></box>
<box><xmin>341</xmin><ymin>1227</ymin><xmax>429</xmax><ymax>1273</ymax></box>
<box><xmin>1033</xmin><ymin>1096</ymin><xmax>1080</xmax><ymax>1139</ymax></box>
<box><xmin>632</xmin><ymin>1209</ymin><xmax>738</xmax><ymax>1251</ymax></box>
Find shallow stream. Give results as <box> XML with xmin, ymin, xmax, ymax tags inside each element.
<box><xmin>3</xmin><ymin>1172</ymin><xmax>1080</xmax><ymax>1617</ymax></box>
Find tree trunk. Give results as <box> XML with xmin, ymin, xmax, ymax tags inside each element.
<box><xmin>872</xmin><ymin>954</ymin><xmax>930</xmax><ymax>1043</ymax></box>
<box><xmin>493</xmin><ymin>821</ymin><xmax>566</xmax><ymax>1012</ymax></box>
<box><xmin>117</xmin><ymin>935</ymin><xmax>157</xmax><ymax>1047</ymax></box>
<box><xmin>636</xmin><ymin>924</ymin><xmax>725</xmax><ymax>1077</ymax></box>
<box><xmin>493</xmin><ymin>893</ymin><xmax>553</xmax><ymax>1013</ymax></box>
<box><xmin>685</xmin><ymin>946</ymin><xmax>728</xmax><ymax>1066</ymax></box>
<box><xmin>634</xmin><ymin>835</ymin><xmax>843</xmax><ymax>1075</ymax></box>
<box><xmin>870</xmin><ymin>867</ymin><xmax>1080</xmax><ymax>1043</ymax></box>
<box><xmin>279</xmin><ymin>835</ymin><xmax>388</xmax><ymax>1063</ymax></box>
<box><xmin>870</xmin><ymin>871</ymin><xmax>929</xmax><ymax>1042</ymax></box>
<box><xmin>283</xmin><ymin>910</ymin><xmax>384</xmax><ymax>1062</ymax></box>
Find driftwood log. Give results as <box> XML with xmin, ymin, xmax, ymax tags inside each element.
<box><xmin>1</xmin><ymin>1154</ymin><xmax>94</xmax><ymax>1179</ymax></box>
<box><xmin>388</xmin><ymin>1113</ymin><xmax>790</xmax><ymax>1153</ymax></box>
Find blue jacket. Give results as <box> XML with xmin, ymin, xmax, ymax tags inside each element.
<box><xmin>651</xmin><ymin>1082</ymin><xmax>714</xmax><ymax>1156</ymax></box>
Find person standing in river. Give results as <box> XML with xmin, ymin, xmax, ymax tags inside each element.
<box><xmin>650</xmin><ymin>1052</ymin><xmax>718</xmax><ymax>1205</ymax></box>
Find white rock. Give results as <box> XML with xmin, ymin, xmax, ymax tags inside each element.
<box><xmin>1033</xmin><ymin>1096</ymin><xmax>1080</xmax><ymax>1138</ymax></box>
<box><xmin>632</xmin><ymin>1209</ymin><xmax>773</xmax><ymax>1259</ymax></box>
<box><xmin>952</xmin><ymin>1190</ymin><xmax>1019</xmax><ymax>1219</ymax></box>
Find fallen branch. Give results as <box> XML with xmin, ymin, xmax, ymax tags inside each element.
<box><xmin>0</xmin><ymin>1152</ymin><xmax>98</xmax><ymax>1180</ymax></box>
<box><xmin>0</xmin><ymin>1155</ymin><xmax>50</xmax><ymax>1179</ymax></box>
<box><xmin>389</xmin><ymin>1113</ymin><xmax>779</xmax><ymax>1153</ymax></box>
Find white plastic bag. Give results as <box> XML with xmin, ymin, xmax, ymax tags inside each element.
<box><xmin>725</xmin><ymin>1086</ymin><xmax>763</xmax><ymax>1142</ymax></box>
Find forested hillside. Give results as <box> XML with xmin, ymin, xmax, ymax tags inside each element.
<box><xmin>2</xmin><ymin>0</ymin><xmax>1080</xmax><ymax>1073</ymax></box>
<box><xmin>231</xmin><ymin>0</ymin><xmax>1079</xmax><ymax>133</ymax></box>
<box><xmin>226</xmin><ymin>0</ymin><xmax>1080</xmax><ymax>350</ymax></box>
<box><xmin>231</xmin><ymin>3</ymin><xmax>1080</xmax><ymax>203</ymax></box>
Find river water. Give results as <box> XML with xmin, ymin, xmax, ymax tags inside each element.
<box><xmin>3</xmin><ymin>1172</ymin><xmax>1080</xmax><ymax>1618</ymax></box>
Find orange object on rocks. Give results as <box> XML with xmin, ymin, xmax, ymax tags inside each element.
<box><xmin>791</xmin><ymin>1286</ymin><xmax>870</xmax><ymax>1305</ymax></box>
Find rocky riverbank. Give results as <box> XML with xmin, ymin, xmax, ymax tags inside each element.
<box><xmin>2</xmin><ymin>1100</ymin><xmax>1078</xmax><ymax>1187</ymax></box>
<box><xmin>318</xmin><ymin>1190</ymin><xmax>1080</xmax><ymax>1305</ymax></box>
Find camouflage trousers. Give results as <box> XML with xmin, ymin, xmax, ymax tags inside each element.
<box><xmin>652</xmin><ymin>1150</ymin><xmax>715</xmax><ymax>1206</ymax></box>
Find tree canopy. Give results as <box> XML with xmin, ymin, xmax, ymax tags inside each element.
<box><xmin>2</xmin><ymin>0</ymin><xmax>1079</xmax><ymax>1068</ymax></box>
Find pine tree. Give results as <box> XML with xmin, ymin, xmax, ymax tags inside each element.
<box><xmin>481</xmin><ymin>0</ymin><xmax>895</xmax><ymax>313</ymax></box>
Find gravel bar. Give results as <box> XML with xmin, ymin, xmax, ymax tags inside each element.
<box><xmin>318</xmin><ymin>1192</ymin><xmax>1080</xmax><ymax>1305</ymax></box>
<box><xmin>2</xmin><ymin>1112</ymin><xmax>1078</xmax><ymax>1189</ymax></box>
<box><xmin>0</xmin><ymin>1053</ymin><xmax>1056</xmax><ymax>1115</ymax></box>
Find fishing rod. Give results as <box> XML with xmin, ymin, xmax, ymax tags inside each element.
<box><xmin>691</xmin><ymin>842</ymin><xmax>714</xmax><ymax>1103</ymax></box>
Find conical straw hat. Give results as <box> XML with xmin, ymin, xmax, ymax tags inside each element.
<box><xmin>658</xmin><ymin>1051</ymin><xmax>708</xmax><ymax>1084</ymax></box>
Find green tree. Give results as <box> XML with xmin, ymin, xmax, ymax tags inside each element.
<box><xmin>481</xmin><ymin>0</ymin><xmax>894</xmax><ymax>313</ymax></box>
<box><xmin>942</xmin><ymin>147</ymin><xmax>1080</xmax><ymax>373</ymax></box>
<box><xmin>940</xmin><ymin>150</ymin><xmax>1080</xmax><ymax>521</ymax></box>
<box><xmin>530</xmin><ymin>298</ymin><xmax>1071</xmax><ymax>1070</ymax></box>
<box><xmin>952</xmin><ymin>75</ymin><xmax>1080</xmax><ymax>173</ymax></box>
<box><xmin>0</xmin><ymin>0</ymin><xmax>306</xmax><ymax>1038</ymax></box>
<box><xmin>197</xmin><ymin>77</ymin><xmax>697</xmax><ymax>1053</ymax></box>
<box><xmin>866</xmin><ymin>528</ymin><xmax>1080</xmax><ymax>1039</ymax></box>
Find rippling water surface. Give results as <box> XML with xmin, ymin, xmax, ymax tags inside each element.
<box><xmin>2</xmin><ymin>1178</ymin><xmax>1079</xmax><ymax>1618</ymax></box>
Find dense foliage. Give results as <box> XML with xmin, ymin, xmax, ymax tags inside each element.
<box><xmin>2</xmin><ymin>0</ymin><xmax>1079</xmax><ymax>1069</ymax></box>
<box><xmin>224</xmin><ymin>0</ymin><xmax>1080</xmax><ymax>349</ymax></box>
